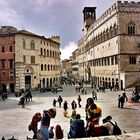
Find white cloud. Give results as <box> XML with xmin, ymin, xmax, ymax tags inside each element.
<box><xmin>0</xmin><ymin>1</ymin><xmax>23</xmax><ymax>26</ymax></box>
<box><xmin>60</xmin><ymin>41</ymin><xmax>77</xmax><ymax>60</ymax></box>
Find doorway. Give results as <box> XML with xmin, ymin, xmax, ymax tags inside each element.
<box><xmin>25</xmin><ymin>75</ymin><xmax>31</xmax><ymax>90</ymax></box>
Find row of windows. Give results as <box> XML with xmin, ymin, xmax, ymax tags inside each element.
<box><xmin>0</xmin><ymin>59</ymin><xmax>14</xmax><ymax>69</ymax></box>
<box><xmin>0</xmin><ymin>36</ymin><xmax>13</xmax><ymax>41</ymax></box>
<box><xmin>41</xmin><ymin>64</ymin><xmax>60</xmax><ymax>71</ymax></box>
<box><xmin>40</xmin><ymin>40</ymin><xmax>57</xmax><ymax>48</ymax></box>
<box><xmin>84</xmin><ymin>24</ymin><xmax>118</xmax><ymax>52</ymax></box>
<box><xmin>23</xmin><ymin>39</ymin><xmax>58</xmax><ymax>50</ymax></box>
<box><xmin>87</xmin><ymin>55</ymin><xmax>118</xmax><ymax>67</ymax></box>
<box><xmin>129</xmin><ymin>56</ymin><xmax>136</xmax><ymax>64</ymax></box>
<box><xmin>23</xmin><ymin>39</ymin><xmax>35</xmax><ymax>50</ymax></box>
<box><xmin>23</xmin><ymin>55</ymin><xmax>35</xmax><ymax>64</ymax></box>
<box><xmin>79</xmin><ymin>22</ymin><xmax>136</xmax><ymax>54</ymax></box>
<box><xmin>40</xmin><ymin>48</ymin><xmax>60</xmax><ymax>58</ymax></box>
<box><xmin>0</xmin><ymin>46</ymin><xmax>13</xmax><ymax>53</ymax></box>
<box><xmin>1</xmin><ymin>71</ymin><xmax>14</xmax><ymax>80</ymax></box>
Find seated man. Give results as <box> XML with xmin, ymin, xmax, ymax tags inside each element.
<box><xmin>68</xmin><ymin>114</ymin><xmax>86</xmax><ymax>138</ymax></box>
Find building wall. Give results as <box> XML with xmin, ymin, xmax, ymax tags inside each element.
<box><xmin>0</xmin><ymin>35</ymin><xmax>15</xmax><ymax>92</ymax></box>
<box><xmin>78</xmin><ymin>1</ymin><xmax>140</xmax><ymax>89</ymax></box>
<box><xmin>15</xmin><ymin>34</ymin><xmax>61</xmax><ymax>91</ymax></box>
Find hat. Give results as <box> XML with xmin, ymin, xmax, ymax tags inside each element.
<box><xmin>47</xmin><ymin>108</ymin><xmax>56</xmax><ymax>118</ymax></box>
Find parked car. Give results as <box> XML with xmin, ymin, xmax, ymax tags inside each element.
<box><xmin>51</xmin><ymin>86</ymin><xmax>63</xmax><ymax>92</ymax></box>
<box><xmin>40</xmin><ymin>87</ymin><xmax>52</xmax><ymax>92</ymax></box>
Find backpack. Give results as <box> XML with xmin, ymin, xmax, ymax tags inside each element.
<box><xmin>109</xmin><ymin>121</ymin><xmax>122</xmax><ymax>135</ymax></box>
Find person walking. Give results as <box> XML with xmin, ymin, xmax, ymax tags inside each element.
<box><xmin>92</xmin><ymin>90</ymin><xmax>97</xmax><ymax>100</ymax></box>
<box><xmin>20</xmin><ymin>95</ymin><xmax>25</xmax><ymax>108</ymax></box>
<box><xmin>122</xmin><ymin>89</ymin><xmax>128</xmax><ymax>102</ymax></box>
<box><xmin>53</xmin><ymin>98</ymin><xmax>57</xmax><ymax>107</ymax></box>
<box><xmin>63</xmin><ymin>100</ymin><xmax>68</xmax><ymax>117</ymax></box>
<box><xmin>77</xmin><ymin>95</ymin><xmax>82</xmax><ymax>108</ymax></box>
<box><xmin>57</xmin><ymin>95</ymin><xmax>63</xmax><ymax>107</ymax></box>
<box><xmin>118</xmin><ymin>95</ymin><xmax>121</xmax><ymax>108</ymax></box>
<box><xmin>119</xmin><ymin>94</ymin><xmax>125</xmax><ymax>108</ymax></box>
<box><xmin>71</xmin><ymin>100</ymin><xmax>77</xmax><ymax>110</ymax></box>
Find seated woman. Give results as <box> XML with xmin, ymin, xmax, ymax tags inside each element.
<box><xmin>54</xmin><ymin>124</ymin><xmax>63</xmax><ymax>139</ymax></box>
<box><xmin>68</xmin><ymin>114</ymin><xmax>86</xmax><ymax>138</ymax></box>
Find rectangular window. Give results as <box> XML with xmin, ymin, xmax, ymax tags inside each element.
<box><xmin>9</xmin><ymin>59</ymin><xmax>13</xmax><ymax>69</ymax></box>
<box><xmin>2</xmin><ymin>46</ymin><xmax>5</xmax><ymax>53</ymax></box>
<box><xmin>115</xmin><ymin>55</ymin><xmax>118</xmax><ymax>65</ymax></box>
<box><xmin>2</xmin><ymin>71</ymin><xmax>5</xmax><ymax>79</ymax></box>
<box><xmin>31</xmin><ymin>56</ymin><xmax>35</xmax><ymax>64</ymax></box>
<box><xmin>23</xmin><ymin>55</ymin><xmax>26</xmax><ymax>63</ymax></box>
<box><xmin>9</xmin><ymin>71</ymin><xmax>14</xmax><ymax>79</ymax></box>
<box><xmin>1</xmin><ymin>59</ymin><xmax>6</xmax><ymax>68</ymax></box>
<box><xmin>111</xmin><ymin>56</ymin><xmax>114</xmax><ymax>65</ymax></box>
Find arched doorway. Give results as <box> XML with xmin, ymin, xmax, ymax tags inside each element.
<box><xmin>25</xmin><ymin>75</ymin><xmax>31</xmax><ymax>90</ymax></box>
<box><xmin>46</xmin><ymin>78</ymin><xmax>49</xmax><ymax>87</ymax></box>
<box><xmin>50</xmin><ymin>78</ymin><xmax>52</xmax><ymax>87</ymax></box>
<box><xmin>43</xmin><ymin>78</ymin><xmax>45</xmax><ymax>88</ymax></box>
<box><xmin>9</xmin><ymin>83</ymin><xmax>15</xmax><ymax>92</ymax></box>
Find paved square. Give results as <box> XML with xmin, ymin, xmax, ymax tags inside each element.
<box><xmin>0</xmin><ymin>85</ymin><xmax>140</xmax><ymax>139</ymax></box>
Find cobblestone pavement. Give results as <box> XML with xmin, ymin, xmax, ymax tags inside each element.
<box><xmin>0</xmin><ymin>85</ymin><xmax>140</xmax><ymax>140</ymax></box>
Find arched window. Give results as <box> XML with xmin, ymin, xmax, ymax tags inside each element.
<box><xmin>127</xmin><ymin>21</ymin><xmax>135</xmax><ymax>35</ymax></box>
<box><xmin>47</xmin><ymin>49</ymin><xmax>49</xmax><ymax>57</ymax></box>
<box><xmin>23</xmin><ymin>38</ymin><xmax>26</xmax><ymax>48</ymax></box>
<box><xmin>44</xmin><ymin>64</ymin><xmax>46</xmax><ymax>71</ymax></box>
<box><xmin>30</xmin><ymin>40</ymin><xmax>35</xmax><ymax>49</ymax></box>
<box><xmin>53</xmin><ymin>51</ymin><xmax>54</xmax><ymax>57</ymax></box>
<box><xmin>50</xmin><ymin>50</ymin><xmax>52</xmax><ymax>57</ymax></box>
<box><xmin>41</xmin><ymin>64</ymin><xmax>43</xmax><ymax>71</ymax></box>
<box><xmin>40</xmin><ymin>48</ymin><xmax>43</xmax><ymax>55</ymax></box>
<box><xmin>9</xmin><ymin>46</ymin><xmax>13</xmax><ymax>52</ymax></box>
<box><xmin>48</xmin><ymin>64</ymin><xmax>50</xmax><ymax>71</ymax></box>
<box><xmin>44</xmin><ymin>49</ymin><xmax>46</xmax><ymax>56</ymax></box>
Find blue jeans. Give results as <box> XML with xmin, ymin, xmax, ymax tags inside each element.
<box><xmin>41</xmin><ymin>126</ymin><xmax>49</xmax><ymax>140</ymax></box>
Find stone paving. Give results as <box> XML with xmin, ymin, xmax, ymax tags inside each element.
<box><xmin>0</xmin><ymin>85</ymin><xmax>140</xmax><ymax>140</ymax></box>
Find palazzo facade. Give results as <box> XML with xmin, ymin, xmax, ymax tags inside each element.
<box><xmin>77</xmin><ymin>1</ymin><xmax>140</xmax><ymax>89</ymax></box>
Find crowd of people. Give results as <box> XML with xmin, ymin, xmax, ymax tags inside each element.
<box><xmin>28</xmin><ymin>89</ymin><xmax>123</xmax><ymax>140</ymax></box>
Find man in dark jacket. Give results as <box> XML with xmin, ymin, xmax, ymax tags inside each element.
<box><xmin>68</xmin><ymin>114</ymin><xmax>86</xmax><ymax>138</ymax></box>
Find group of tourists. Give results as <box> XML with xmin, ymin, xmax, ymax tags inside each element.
<box><xmin>28</xmin><ymin>108</ymin><xmax>63</xmax><ymax>140</ymax></box>
<box><xmin>28</xmin><ymin>93</ymin><xmax>122</xmax><ymax>139</ymax></box>
<box><xmin>18</xmin><ymin>89</ymin><xmax>32</xmax><ymax>108</ymax></box>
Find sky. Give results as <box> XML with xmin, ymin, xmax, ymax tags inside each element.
<box><xmin>0</xmin><ymin>0</ymin><xmax>137</xmax><ymax>60</ymax></box>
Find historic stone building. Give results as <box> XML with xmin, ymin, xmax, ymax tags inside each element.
<box><xmin>71</xmin><ymin>49</ymin><xmax>79</xmax><ymax>79</ymax></box>
<box><xmin>0</xmin><ymin>26</ymin><xmax>61</xmax><ymax>92</ymax></box>
<box><xmin>77</xmin><ymin>1</ymin><xmax>140</xmax><ymax>89</ymax></box>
